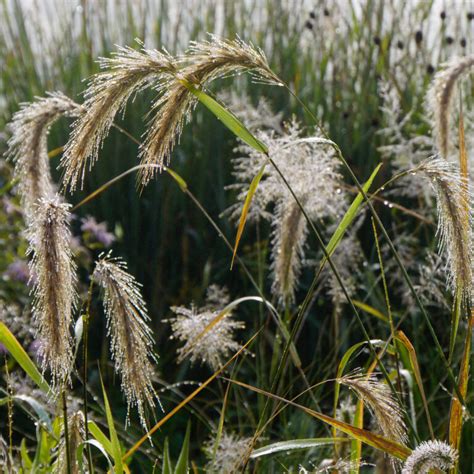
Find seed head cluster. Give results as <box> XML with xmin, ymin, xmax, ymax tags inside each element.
<box><xmin>168</xmin><ymin>286</ymin><xmax>244</xmax><ymax>371</ymax></box>
<box><xmin>92</xmin><ymin>253</ymin><xmax>158</xmax><ymax>427</ymax></box>
<box><xmin>402</xmin><ymin>440</ymin><xmax>458</xmax><ymax>474</ymax></box>
<box><xmin>6</xmin><ymin>92</ymin><xmax>81</xmax><ymax>219</ymax></box>
<box><xmin>27</xmin><ymin>195</ymin><xmax>77</xmax><ymax>388</ymax></box>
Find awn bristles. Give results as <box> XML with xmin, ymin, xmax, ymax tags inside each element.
<box><xmin>426</xmin><ymin>55</ymin><xmax>474</xmax><ymax>158</ymax></box>
<box><xmin>417</xmin><ymin>158</ymin><xmax>472</xmax><ymax>303</ymax></box>
<box><xmin>138</xmin><ymin>34</ymin><xmax>281</xmax><ymax>186</ymax></box>
<box><xmin>402</xmin><ymin>440</ymin><xmax>458</xmax><ymax>474</ymax></box>
<box><xmin>61</xmin><ymin>44</ymin><xmax>177</xmax><ymax>191</ymax></box>
<box><xmin>270</xmin><ymin>201</ymin><xmax>308</xmax><ymax>305</ymax></box>
<box><xmin>92</xmin><ymin>253</ymin><xmax>159</xmax><ymax>428</ymax></box>
<box><xmin>56</xmin><ymin>411</ymin><xmax>85</xmax><ymax>474</ymax></box>
<box><xmin>6</xmin><ymin>92</ymin><xmax>82</xmax><ymax>219</ymax></box>
<box><xmin>337</xmin><ymin>371</ymin><xmax>407</xmax><ymax>446</ymax></box>
<box><xmin>226</xmin><ymin>120</ymin><xmax>346</xmax><ymax>303</ymax></box>
<box><xmin>61</xmin><ymin>36</ymin><xmax>280</xmax><ymax>189</ymax></box>
<box><xmin>27</xmin><ymin>196</ymin><xmax>77</xmax><ymax>388</ymax></box>
<box><xmin>168</xmin><ymin>287</ymin><xmax>244</xmax><ymax>371</ymax></box>
<box><xmin>203</xmin><ymin>432</ymin><xmax>254</xmax><ymax>474</ymax></box>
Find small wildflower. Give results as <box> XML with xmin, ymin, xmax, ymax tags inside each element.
<box><xmin>4</xmin><ymin>260</ymin><xmax>31</xmax><ymax>284</ymax></box>
<box><xmin>402</xmin><ymin>440</ymin><xmax>458</xmax><ymax>473</ymax></box>
<box><xmin>81</xmin><ymin>215</ymin><xmax>115</xmax><ymax>247</ymax></box>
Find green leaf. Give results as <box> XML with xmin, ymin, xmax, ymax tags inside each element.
<box><xmin>0</xmin><ymin>322</ymin><xmax>50</xmax><ymax>393</ymax></box>
<box><xmin>231</xmin><ymin>162</ymin><xmax>267</xmax><ymax>268</ymax></box>
<box><xmin>352</xmin><ymin>300</ymin><xmax>389</xmax><ymax>323</ymax></box>
<box><xmin>323</xmin><ymin>163</ymin><xmax>382</xmax><ymax>262</ymax></box>
<box><xmin>162</xmin><ymin>438</ymin><xmax>173</xmax><ymax>474</ymax></box>
<box><xmin>100</xmin><ymin>375</ymin><xmax>123</xmax><ymax>474</ymax></box>
<box><xmin>180</xmin><ymin>80</ymin><xmax>268</xmax><ymax>154</ymax></box>
<box><xmin>77</xmin><ymin>439</ymin><xmax>114</xmax><ymax>472</ymax></box>
<box><xmin>20</xmin><ymin>438</ymin><xmax>33</xmax><ymax>469</ymax></box>
<box><xmin>229</xmin><ymin>378</ymin><xmax>412</xmax><ymax>461</ymax></box>
<box><xmin>174</xmin><ymin>422</ymin><xmax>191</xmax><ymax>474</ymax></box>
<box><xmin>250</xmin><ymin>438</ymin><xmax>346</xmax><ymax>458</ymax></box>
<box><xmin>88</xmin><ymin>420</ymin><xmax>113</xmax><ymax>456</ymax></box>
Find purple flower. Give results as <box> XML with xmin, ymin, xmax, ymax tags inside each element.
<box><xmin>4</xmin><ymin>260</ymin><xmax>30</xmax><ymax>284</ymax></box>
<box><xmin>81</xmin><ymin>215</ymin><xmax>115</xmax><ymax>247</ymax></box>
<box><xmin>0</xmin><ymin>343</ymin><xmax>8</xmax><ymax>356</ymax></box>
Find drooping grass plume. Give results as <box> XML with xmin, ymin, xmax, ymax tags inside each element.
<box><xmin>61</xmin><ymin>35</ymin><xmax>281</xmax><ymax>189</ymax></box>
<box><xmin>426</xmin><ymin>55</ymin><xmax>474</xmax><ymax>158</ymax></box>
<box><xmin>139</xmin><ymin>34</ymin><xmax>281</xmax><ymax>186</ymax></box>
<box><xmin>417</xmin><ymin>157</ymin><xmax>472</xmax><ymax>303</ymax></box>
<box><xmin>55</xmin><ymin>411</ymin><xmax>85</xmax><ymax>474</ymax></box>
<box><xmin>6</xmin><ymin>92</ymin><xmax>82</xmax><ymax>219</ymax></box>
<box><xmin>337</xmin><ymin>371</ymin><xmax>407</xmax><ymax>445</ymax></box>
<box><xmin>203</xmin><ymin>432</ymin><xmax>254</xmax><ymax>473</ymax></box>
<box><xmin>61</xmin><ymin>44</ymin><xmax>177</xmax><ymax>191</ymax></box>
<box><xmin>168</xmin><ymin>286</ymin><xmax>245</xmax><ymax>371</ymax></box>
<box><xmin>401</xmin><ymin>440</ymin><xmax>458</xmax><ymax>474</ymax></box>
<box><xmin>27</xmin><ymin>195</ymin><xmax>77</xmax><ymax>388</ymax></box>
<box><xmin>226</xmin><ymin>120</ymin><xmax>346</xmax><ymax>303</ymax></box>
<box><xmin>92</xmin><ymin>252</ymin><xmax>159</xmax><ymax>428</ymax></box>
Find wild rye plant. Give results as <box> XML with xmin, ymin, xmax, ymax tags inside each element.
<box><xmin>0</xmin><ymin>3</ymin><xmax>473</xmax><ymax>473</ymax></box>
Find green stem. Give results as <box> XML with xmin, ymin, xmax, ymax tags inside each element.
<box><xmin>83</xmin><ymin>280</ymin><xmax>94</xmax><ymax>474</ymax></box>
<box><xmin>285</xmin><ymin>83</ymin><xmax>464</xmax><ymax>406</ymax></box>
<box><xmin>62</xmin><ymin>390</ymin><xmax>72</xmax><ymax>474</ymax></box>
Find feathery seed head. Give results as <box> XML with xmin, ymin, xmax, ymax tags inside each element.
<box><xmin>61</xmin><ymin>44</ymin><xmax>176</xmax><ymax>191</ymax></box>
<box><xmin>92</xmin><ymin>252</ymin><xmax>159</xmax><ymax>428</ymax></box>
<box><xmin>337</xmin><ymin>370</ymin><xmax>407</xmax><ymax>445</ymax></box>
<box><xmin>138</xmin><ymin>35</ymin><xmax>281</xmax><ymax>186</ymax></box>
<box><xmin>417</xmin><ymin>157</ymin><xmax>472</xmax><ymax>303</ymax></box>
<box><xmin>426</xmin><ymin>55</ymin><xmax>474</xmax><ymax>158</ymax></box>
<box><xmin>169</xmin><ymin>289</ymin><xmax>244</xmax><ymax>371</ymax></box>
<box><xmin>227</xmin><ymin>120</ymin><xmax>346</xmax><ymax>303</ymax></box>
<box><xmin>203</xmin><ymin>432</ymin><xmax>254</xmax><ymax>474</ymax></box>
<box><xmin>56</xmin><ymin>411</ymin><xmax>85</xmax><ymax>474</ymax></box>
<box><xmin>27</xmin><ymin>195</ymin><xmax>77</xmax><ymax>388</ymax></box>
<box><xmin>402</xmin><ymin>440</ymin><xmax>458</xmax><ymax>473</ymax></box>
<box><xmin>6</xmin><ymin>92</ymin><xmax>82</xmax><ymax>219</ymax></box>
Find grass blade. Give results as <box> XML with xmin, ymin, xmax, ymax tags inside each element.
<box><xmin>323</xmin><ymin>163</ymin><xmax>382</xmax><ymax>261</ymax></box>
<box><xmin>180</xmin><ymin>80</ymin><xmax>268</xmax><ymax>154</ymax></box>
<box><xmin>396</xmin><ymin>330</ymin><xmax>434</xmax><ymax>439</ymax></box>
<box><xmin>162</xmin><ymin>438</ymin><xmax>173</xmax><ymax>474</ymax></box>
<box><xmin>449</xmin><ymin>312</ymin><xmax>472</xmax><ymax>465</ymax></box>
<box><xmin>123</xmin><ymin>330</ymin><xmax>260</xmax><ymax>462</ymax></box>
<box><xmin>100</xmin><ymin>374</ymin><xmax>124</xmax><ymax>474</ymax></box>
<box><xmin>227</xmin><ymin>378</ymin><xmax>412</xmax><ymax>460</ymax></box>
<box><xmin>231</xmin><ymin>162</ymin><xmax>267</xmax><ymax>269</ymax></box>
<box><xmin>250</xmin><ymin>438</ymin><xmax>345</xmax><ymax>458</ymax></box>
<box><xmin>352</xmin><ymin>301</ymin><xmax>389</xmax><ymax>323</ymax></box>
<box><xmin>0</xmin><ymin>322</ymin><xmax>50</xmax><ymax>394</ymax></box>
<box><xmin>174</xmin><ymin>422</ymin><xmax>191</xmax><ymax>474</ymax></box>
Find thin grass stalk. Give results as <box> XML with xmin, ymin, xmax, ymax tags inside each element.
<box><xmin>62</xmin><ymin>390</ymin><xmax>72</xmax><ymax>474</ymax></box>
<box><xmin>285</xmin><ymin>84</ymin><xmax>465</xmax><ymax>406</ymax></box>
<box><xmin>82</xmin><ymin>280</ymin><xmax>94</xmax><ymax>474</ymax></box>
<box><xmin>247</xmin><ymin>156</ymin><xmax>420</xmax><ymax>460</ymax></box>
<box><xmin>69</xmin><ymin>127</ymin><xmax>317</xmax><ymax>400</ymax></box>
<box><xmin>372</xmin><ymin>218</ymin><xmax>403</xmax><ymax>395</ymax></box>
